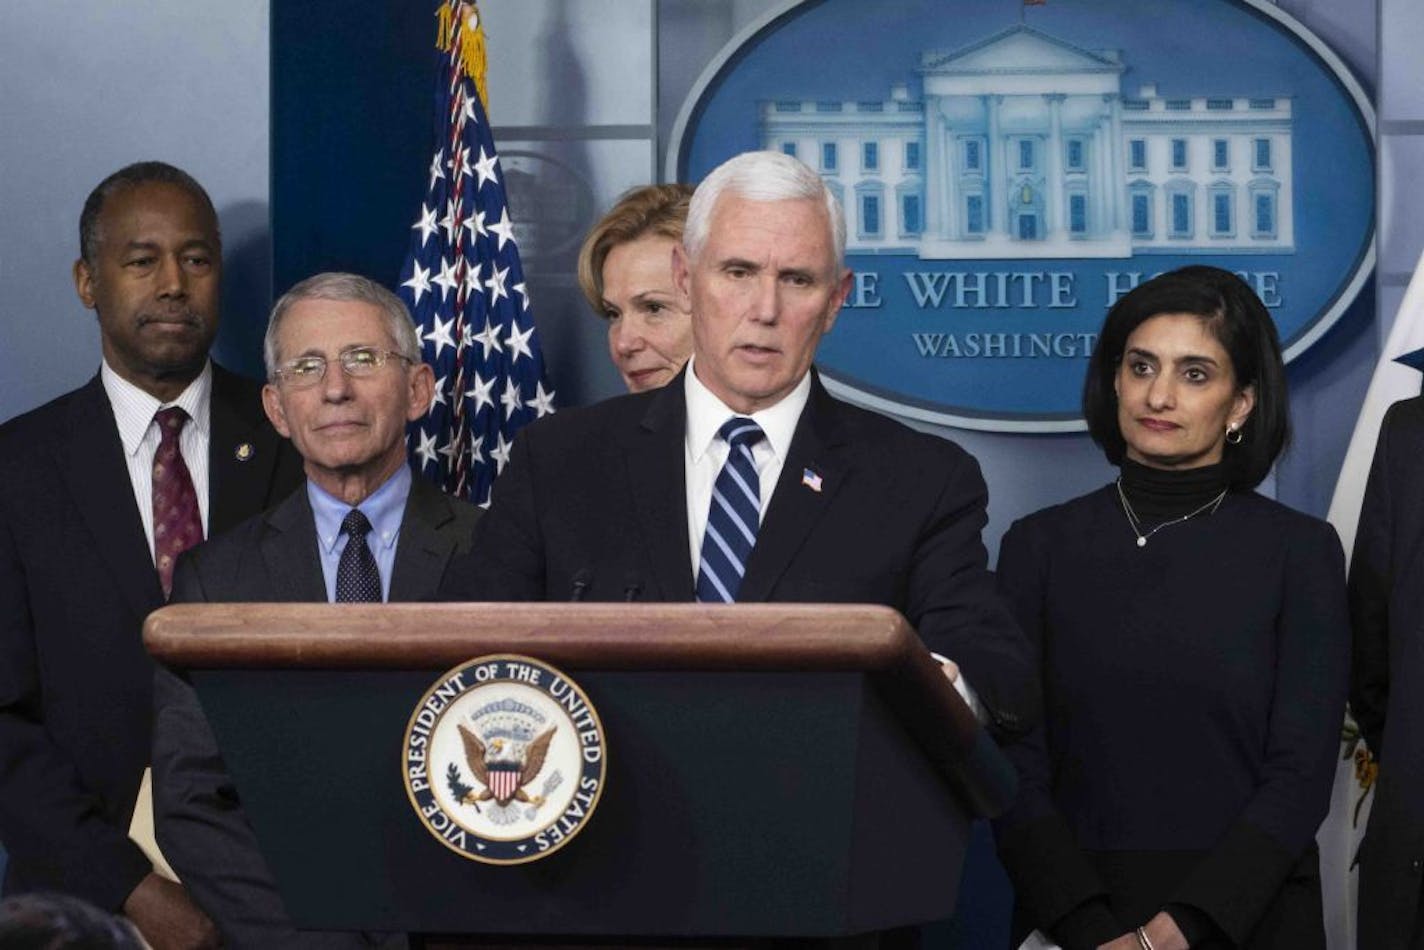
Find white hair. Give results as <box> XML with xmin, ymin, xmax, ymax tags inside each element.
<box><xmin>682</xmin><ymin>150</ymin><xmax>846</xmax><ymax>266</ymax></box>
<box><xmin>264</xmin><ymin>272</ymin><xmax>422</xmax><ymax>377</ymax></box>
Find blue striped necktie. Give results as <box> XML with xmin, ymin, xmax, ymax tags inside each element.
<box><xmin>696</xmin><ymin>417</ymin><xmax>765</xmax><ymax>603</ymax></box>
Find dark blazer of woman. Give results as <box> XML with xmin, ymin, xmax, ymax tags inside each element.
<box><xmin>994</xmin><ymin>476</ymin><xmax>1349</xmax><ymax>949</ymax></box>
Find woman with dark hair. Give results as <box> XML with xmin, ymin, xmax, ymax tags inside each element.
<box><xmin>994</xmin><ymin>266</ymin><xmax>1348</xmax><ymax>950</ymax></box>
<box><xmin>576</xmin><ymin>183</ymin><xmax>694</xmax><ymax>392</ymax></box>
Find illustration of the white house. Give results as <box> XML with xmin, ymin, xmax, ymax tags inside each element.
<box><xmin>759</xmin><ymin>25</ymin><xmax>1294</xmax><ymax>260</ymax></box>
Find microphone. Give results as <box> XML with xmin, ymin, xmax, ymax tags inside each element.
<box><xmin>569</xmin><ymin>569</ymin><xmax>593</xmax><ymax>602</ymax></box>
<box><xmin>622</xmin><ymin>575</ymin><xmax>643</xmax><ymax>602</ymax></box>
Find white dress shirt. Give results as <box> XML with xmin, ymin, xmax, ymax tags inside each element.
<box><xmin>683</xmin><ymin>358</ymin><xmax>811</xmax><ymax>580</ymax></box>
<box><xmin>101</xmin><ymin>360</ymin><xmax>212</xmax><ymax>560</ymax></box>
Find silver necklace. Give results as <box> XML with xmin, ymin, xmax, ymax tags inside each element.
<box><xmin>1115</xmin><ymin>477</ymin><xmax>1228</xmax><ymax>548</ymax></box>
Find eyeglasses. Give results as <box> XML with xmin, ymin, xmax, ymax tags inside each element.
<box><xmin>272</xmin><ymin>347</ymin><xmax>413</xmax><ymax>388</ymax></box>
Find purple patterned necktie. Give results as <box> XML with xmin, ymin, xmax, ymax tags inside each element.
<box><xmin>152</xmin><ymin>407</ymin><xmax>203</xmax><ymax>599</ymax></box>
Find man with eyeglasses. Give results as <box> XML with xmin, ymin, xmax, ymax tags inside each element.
<box><xmin>0</xmin><ymin>161</ymin><xmax>303</xmax><ymax>950</ymax></box>
<box><xmin>150</xmin><ymin>272</ymin><xmax>480</xmax><ymax>948</ymax></box>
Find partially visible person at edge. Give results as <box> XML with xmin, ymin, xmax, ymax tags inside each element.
<box><xmin>0</xmin><ymin>891</ymin><xmax>145</xmax><ymax>949</ymax></box>
<box><xmin>993</xmin><ymin>266</ymin><xmax>1348</xmax><ymax>950</ymax></box>
<box><xmin>576</xmin><ymin>183</ymin><xmax>694</xmax><ymax>392</ymax></box>
<box><xmin>1349</xmin><ymin>364</ymin><xmax>1424</xmax><ymax>948</ymax></box>
<box><xmin>0</xmin><ymin>161</ymin><xmax>303</xmax><ymax>950</ymax></box>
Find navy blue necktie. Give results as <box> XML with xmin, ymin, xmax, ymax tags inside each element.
<box><xmin>335</xmin><ymin>509</ymin><xmax>382</xmax><ymax>603</ymax></box>
<box><xmin>696</xmin><ymin>418</ymin><xmax>765</xmax><ymax>603</ymax></box>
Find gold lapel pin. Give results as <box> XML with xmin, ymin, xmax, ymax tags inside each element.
<box><xmin>235</xmin><ymin>442</ymin><xmax>255</xmax><ymax>462</ymax></box>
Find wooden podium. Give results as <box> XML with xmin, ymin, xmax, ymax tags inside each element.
<box><xmin>145</xmin><ymin>603</ymin><xmax>1015</xmax><ymax>942</ymax></box>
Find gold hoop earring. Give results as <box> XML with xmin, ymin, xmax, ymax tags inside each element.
<box><xmin>1225</xmin><ymin>424</ymin><xmax>1244</xmax><ymax>445</ymax></box>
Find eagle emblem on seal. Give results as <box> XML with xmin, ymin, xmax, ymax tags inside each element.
<box><xmin>456</xmin><ymin>723</ymin><xmax>557</xmax><ymax>807</ymax></box>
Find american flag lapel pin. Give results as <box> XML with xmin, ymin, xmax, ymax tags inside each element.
<box><xmin>801</xmin><ymin>467</ymin><xmax>823</xmax><ymax>493</ymax></box>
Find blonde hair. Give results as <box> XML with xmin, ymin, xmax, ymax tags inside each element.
<box><xmin>576</xmin><ymin>183</ymin><xmax>693</xmax><ymax>316</ymax></box>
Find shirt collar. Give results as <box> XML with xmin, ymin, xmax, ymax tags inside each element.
<box><xmin>683</xmin><ymin>357</ymin><xmax>812</xmax><ymax>464</ymax></box>
<box><xmin>101</xmin><ymin>359</ymin><xmax>213</xmax><ymax>457</ymax></box>
<box><xmin>307</xmin><ymin>464</ymin><xmax>412</xmax><ymax>555</ymax></box>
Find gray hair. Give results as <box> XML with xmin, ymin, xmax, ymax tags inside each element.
<box><xmin>264</xmin><ymin>272</ymin><xmax>422</xmax><ymax>378</ymax></box>
<box><xmin>682</xmin><ymin>150</ymin><xmax>846</xmax><ymax>267</ymax></box>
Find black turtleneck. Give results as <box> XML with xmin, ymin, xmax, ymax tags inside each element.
<box><xmin>1118</xmin><ymin>457</ymin><xmax>1231</xmax><ymax>524</ymax></box>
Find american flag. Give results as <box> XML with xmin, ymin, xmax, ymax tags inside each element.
<box><xmin>400</xmin><ymin>1</ymin><xmax>554</xmax><ymax>507</ymax></box>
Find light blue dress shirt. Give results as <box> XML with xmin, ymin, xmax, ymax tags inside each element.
<box><xmin>306</xmin><ymin>465</ymin><xmax>412</xmax><ymax>602</ymax></box>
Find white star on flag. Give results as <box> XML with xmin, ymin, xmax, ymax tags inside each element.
<box><xmin>530</xmin><ymin>381</ymin><xmax>556</xmax><ymax>418</ymax></box>
<box><xmin>412</xmin><ymin>204</ymin><xmax>438</xmax><ymax>247</ymax></box>
<box><xmin>462</xmin><ymin>260</ymin><xmax>484</xmax><ymax>299</ymax></box>
<box><xmin>401</xmin><ymin>261</ymin><xmax>431</xmax><ymax>306</ymax></box>
<box><xmin>505</xmin><ymin>321</ymin><xmax>534</xmax><ymax>363</ymax></box>
<box><xmin>432</xmin><ymin>257</ymin><xmax>460</xmax><ymax>302</ymax></box>
<box><xmin>465</xmin><ymin>371</ymin><xmax>495</xmax><ymax>415</ymax></box>
<box><xmin>484</xmin><ymin>263</ymin><xmax>509</xmax><ymax>304</ymax></box>
<box><xmin>472</xmin><ymin>146</ymin><xmax>499</xmax><ymax>190</ymax></box>
<box><xmin>439</xmin><ymin>199</ymin><xmax>462</xmax><ymax>244</ymax></box>
<box><xmin>413</xmin><ymin>430</ymin><xmax>440</xmax><ymax>471</ymax></box>
<box><xmin>472</xmin><ymin>319</ymin><xmax>502</xmax><ymax>359</ymax></box>
<box><xmin>464</xmin><ymin>208</ymin><xmax>487</xmax><ymax>240</ymax></box>
<box><xmin>454</xmin><ymin>146</ymin><xmax>473</xmax><ymax>188</ymax></box>
<box><xmin>491</xmin><ymin>431</ymin><xmax>513</xmax><ymax>473</ymax></box>
<box><xmin>427</xmin><ymin>150</ymin><xmax>445</xmax><ymax>190</ymax></box>
<box><xmin>488</xmin><ymin>206</ymin><xmax>516</xmax><ymax>251</ymax></box>
<box><xmin>423</xmin><ymin>314</ymin><xmax>456</xmax><ymax>358</ymax></box>
<box><xmin>500</xmin><ymin>378</ymin><xmax>524</xmax><ymax>418</ymax></box>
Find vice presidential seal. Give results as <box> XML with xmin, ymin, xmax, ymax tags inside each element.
<box><xmin>402</xmin><ymin>654</ymin><xmax>606</xmax><ymax>864</ymax></box>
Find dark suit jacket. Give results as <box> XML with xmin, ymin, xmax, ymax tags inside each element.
<box><xmin>1350</xmin><ymin>395</ymin><xmax>1424</xmax><ymax>950</ymax></box>
<box><xmin>152</xmin><ymin>475</ymin><xmax>479</xmax><ymax>949</ymax></box>
<box><xmin>451</xmin><ymin>369</ymin><xmax>1035</xmax><ymax>736</ymax></box>
<box><xmin>0</xmin><ymin>366</ymin><xmax>302</xmax><ymax>909</ymax></box>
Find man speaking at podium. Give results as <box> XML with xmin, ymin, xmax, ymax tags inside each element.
<box><xmin>454</xmin><ymin>150</ymin><xmax>1035</xmax><ymax>738</ymax></box>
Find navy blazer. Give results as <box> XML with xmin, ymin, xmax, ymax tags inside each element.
<box><xmin>449</xmin><ymin>368</ymin><xmax>1036</xmax><ymax>737</ymax></box>
<box><xmin>0</xmin><ymin>366</ymin><xmax>302</xmax><ymax>908</ymax></box>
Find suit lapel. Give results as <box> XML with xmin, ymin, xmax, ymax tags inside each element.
<box><xmin>259</xmin><ymin>487</ymin><xmax>328</xmax><ymax>602</ymax></box>
<box><xmin>58</xmin><ymin>376</ymin><xmax>163</xmax><ymax>617</ymax></box>
<box><xmin>622</xmin><ymin>380</ymin><xmax>695</xmax><ymax>602</ymax></box>
<box><xmin>208</xmin><ymin>364</ymin><xmax>282</xmax><ymax>536</ymax></box>
<box><xmin>738</xmin><ymin>375</ymin><xmax>850</xmax><ymax>603</ymax></box>
<box><xmin>390</xmin><ymin>476</ymin><xmax>459</xmax><ymax>601</ymax></box>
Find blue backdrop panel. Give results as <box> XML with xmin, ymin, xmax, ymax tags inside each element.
<box><xmin>271</xmin><ymin>1</ymin><xmax>432</xmax><ymax>296</ymax></box>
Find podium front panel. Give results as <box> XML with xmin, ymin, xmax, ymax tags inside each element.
<box><xmin>196</xmin><ymin>667</ymin><xmax>968</xmax><ymax>938</ymax></box>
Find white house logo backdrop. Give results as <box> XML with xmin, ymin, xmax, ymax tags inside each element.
<box><xmin>670</xmin><ymin>0</ymin><xmax>1374</xmax><ymax>431</ymax></box>
<box><xmin>402</xmin><ymin>655</ymin><xmax>606</xmax><ymax>864</ymax></box>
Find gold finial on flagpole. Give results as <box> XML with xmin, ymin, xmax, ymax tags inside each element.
<box><xmin>437</xmin><ymin>1</ymin><xmax>489</xmax><ymax>111</ymax></box>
